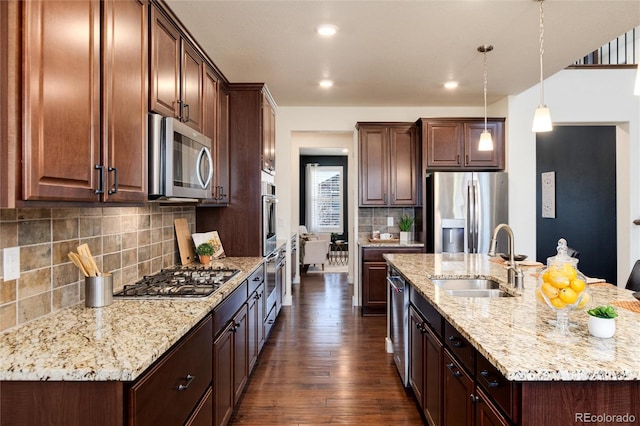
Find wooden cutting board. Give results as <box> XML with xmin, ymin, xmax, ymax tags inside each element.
<box><xmin>174</xmin><ymin>218</ymin><xmax>195</xmax><ymax>265</ymax></box>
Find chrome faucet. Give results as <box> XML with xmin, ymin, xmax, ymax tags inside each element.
<box><xmin>488</xmin><ymin>224</ymin><xmax>524</xmax><ymax>289</ymax></box>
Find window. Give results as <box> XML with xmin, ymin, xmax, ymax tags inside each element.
<box><xmin>305</xmin><ymin>164</ymin><xmax>343</xmax><ymax>233</ymax></box>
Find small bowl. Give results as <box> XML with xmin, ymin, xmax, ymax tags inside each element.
<box><xmin>499</xmin><ymin>253</ymin><xmax>528</xmax><ymax>262</ymax></box>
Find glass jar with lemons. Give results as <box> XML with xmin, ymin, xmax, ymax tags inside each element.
<box><xmin>536</xmin><ymin>238</ymin><xmax>589</xmax><ymax>341</ymax></box>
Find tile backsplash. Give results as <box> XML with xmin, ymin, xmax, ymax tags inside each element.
<box><xmin>358</xmin><ymin>207</ymin><xmax>416</xmax><ymax>240</ymax></box>
<box><xmin>0</xmin><ymin>205</ymin><xmax>195</xmax><ymax>332</ymax></box>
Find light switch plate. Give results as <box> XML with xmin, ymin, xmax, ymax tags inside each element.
<box><xmin>3</xmin><ymin>246</ymin><xmax>20</xmax><ymax>281</ymax></box>
<box><xmin>387</xmin><ymin>217</ymin><xmax>394</xmax><ymax>226</ymax></box>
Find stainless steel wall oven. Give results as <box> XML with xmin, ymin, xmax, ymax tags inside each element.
<box><xmin>262</xmin><ymin>181</ymin><xmax>277</xmax><ymax>256</ymax></box>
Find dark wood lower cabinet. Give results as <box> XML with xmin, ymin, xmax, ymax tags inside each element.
<box><xmin>232</xmin><ymin>304</ymin><xmax>249</xmax><ymax>404</ymax></box>
<box><xmin>213</xmin><ymin>321</ymin><xmax>234</xmax><ymax>426</ymax></box>
<box><xmin>443</xmin><ymin>349</ymin><xmax>474</xmax><ymax>426</ymax></box>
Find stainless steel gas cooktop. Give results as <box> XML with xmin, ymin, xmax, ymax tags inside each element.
<box><xmin>113</xmin><ymin>266</ymin><xmax>240</xmax><ymax>298</ymax></box>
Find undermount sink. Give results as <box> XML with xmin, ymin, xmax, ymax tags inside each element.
<box><xmin>430</xmin><ymin>278</ymin><xmax>515</xmax><ymax>298</ymax></box>
<box><xmin>445</xmin><ymin>289</ymin><xmax>514</xmax><ymax>298</ymax></box>
<box><xmin>431</xmin><ymin>278</ymin><xmax>501</xmax><ymax>291</ymax></box>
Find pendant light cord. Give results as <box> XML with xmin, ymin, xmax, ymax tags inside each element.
<box><xmin>539</xmin><ymin>0</ymin><xmax>545</xmax><ymax>106</ymax></box>
<box><xmin>483</xmin><ymin>49</ymin><xmax>488</xmax><ymax>132</ymax></box>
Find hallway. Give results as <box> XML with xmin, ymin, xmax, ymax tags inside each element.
<box><xmin>230</xmin><ymin>272</ymin><xmax>423</xmax><ymax>425</ymax></box>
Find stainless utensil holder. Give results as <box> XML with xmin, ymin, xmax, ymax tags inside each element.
<box><xmin>85</xmin><ymin>274</ymin><xmax>113</xmax><ymax>308</ymax></box>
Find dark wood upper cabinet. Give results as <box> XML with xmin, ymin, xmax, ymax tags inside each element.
<box><xmin>102</xmin><ymin>0</ymin><xmax>148</xmax><ymax>202</ymax></box>
<box><xmin>22</xmin><ymin>0</ymin><xmax>101</xmax><ymax>201</ymax></box>
<box><xmin>150</xmin><ymin>4</ymin><xmax>204</xmax><ymax>133</ymax></box>
<box><xmin>20</xmin><ymin>0</ymin><xmax>148</xmax><ymax>203</ymax></box>
<box><xmin>421</xmin><ymin>118</ymin><xmax>505</xmax><ymax>171</ymax></box>
<box><xmin>262</xmin><ymin>92</ymin><xmax>276</xmax><ymax>174</ymax></box>
<box><xmin>357</xmin><ymin>122</ymin><xmax>419</xmax><ymax>206</ymax></box>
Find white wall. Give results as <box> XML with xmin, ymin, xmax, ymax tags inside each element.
<box><xmin>507</xmin><ymin>68</ymin><xmax>639</xmax><ymax>283</ymax></box>
<box><xmin>276</xmin><ymin>68</ymin><xmax>640</xmax><ymax>302</ymax></box>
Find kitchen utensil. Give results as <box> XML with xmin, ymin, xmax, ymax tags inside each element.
<box><xmin>68</xmin><ymin>252</ymin><xmax>89</xmax><ymax>277</ymax></box>
<box><xmin>77</xmin><ymin>244</ymin><xmax>100</xmax><ymax>276</ymax></box>
<box><xmin>85</xmin><ymin>274</ymin><xmax>113</xmax><ymax>308</ymax></box>
<box><xmin>174</xmin><ymin>218</ymin><xmax>195</xmax><ymax>265</ymax></box>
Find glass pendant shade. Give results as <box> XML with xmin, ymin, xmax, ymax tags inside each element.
<box><xmin>532</xmin><ymin>105</ymin><xmax>553</xmax><ymax>132</ymax></box>
<box><xmin>634</xmin><ymin>63</ymin><xmax>640</xmax><ymax>96</ymax></box>
<box><xmin>478</xmin><ymin>131</ymin><xmax>494</xmax><ymax>151</ymax></box>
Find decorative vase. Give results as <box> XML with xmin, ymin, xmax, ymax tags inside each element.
<box><xmin>399</xmin><ymin>231</ymin><xmax>411</xmax><ymax>243</ymax></box>
<box><xmin>588</xmin><ymin>315</ymin><xmax>616</xmax><ymax>338</ymax></box>
<box><xmin>199</xmin><ymin>255</ymin><xmax>211</xmax><ymax>266</ymax></box>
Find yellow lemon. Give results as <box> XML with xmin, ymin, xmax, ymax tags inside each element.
<box><xmin>541</xmin><ymin>282</ymin><xmax>559</xmax><ymax>299</ymax></box>
<box><xmin>547</xmin><ymin>269</ymin><xmax>570</xmax><ymax>289</ymax></box>
<box><xmin>576</xmin><ymin>292</ymin><xmax>591</xmax><ymax>309</ymax></box>
<box><xmin>561</xmin><ymin>263</ymin><xmax>578</xmax><ymax>281</ymax></box>
<box><xmin>558</xmin><ymin>287</ymin><xmax>578</xmax><ymax>305</ymax></box>
<box><xmin>549</xmin><ymin>297</ymin><xmax>566</xmax><ymax>309</ymax></box>
<box><xmin>570</xmin><ymin>278</ymin><xmax>586</xmax><ymax>293</ymax></box>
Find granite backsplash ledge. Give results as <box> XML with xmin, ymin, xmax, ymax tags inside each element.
<box><xmin>0</xmin><ymin>205</ymin><xmax>195</xmax><ymax>332</ymax></box>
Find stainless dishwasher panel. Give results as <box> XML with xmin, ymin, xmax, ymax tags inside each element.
<box><xmin>388</xmin><ymin>270</ymin><xmax>409</xmax><ymax>386</ymax></box>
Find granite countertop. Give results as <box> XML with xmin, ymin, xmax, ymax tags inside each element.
<box><xmin>384</xmin><ymin>253</ymin><xmax>640</xmax><ymax>381</ymax></box>
<box><xmin>0</xmin><ymin>257</ymin><xmax>264</xmax><ymax>382</ymax></box>
<box><xmin>359</xmin><ymin>237</ymin><xmax>424</xmax><ymax>248</ymax></box>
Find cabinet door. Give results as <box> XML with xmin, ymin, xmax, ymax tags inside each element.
<box><xmin>464</xmin><ymin>121</ymin><xmax>504</xmax><ymax>170</ymax></box>
<box><xmin>247</xmin><ymin>289</ymin><xmax>259</xmax><ymax>373</ymax></box>
<box><xmin>216</xmin><ymin>85</ymin><xmax>230</xmax><ymax>203</ymax></box>
<box><xmin>361</xmin><ymin>261</ymin><xmax>388</xmax><ymax>314</ymax></box>
<box><xmin>389</xmin><ymin>125</ymin><xmax>418</xmax><ymax>205</ymax></box>
<box><xmin>23</xmin><ymin>0</ymin><xmax>101</xmax><ymax>201</ymax></box>
<box><xmin>443</xmin><ymin>350</ymin><xmax>474</xmax><ymax>426</ymax></box>
<box><xmin>409</xmin><ymin>307</ymin><xmax>425</xmax><ymax>408</ymax></box>
<box><xmin>203</xmin><ymin>66</ymin><xmax>219</xmax><ymax>201</ymax></box>
<box><xmin>232</xmin><ymin>304</ymin><xmax>249</xmax><ymax>405</ymax></box>
<box><xmin>475</xmin><ymin>388</ymin><xmax>510</xmax><ymax>426</ymax></box>
<box><xmin>181</xmin><ymin>41</ymin><xmax>204</xmax><ymax>131</ymax></box>
<box><xmin>256</xmin><ymin>283</ymin><xmax>265</xmax><ymax>352</ymax></box>
<box><xmin>213</xmin><ymin>323</ymin><xmax>234</xmax><ymax>426</ymax></box>
<box><xmin>150</xmin><ymin>6</ymin><xmax>180</xmax><ymax>118</ymax></box>
<box><xmin>424</xmin><ymin>321</ymin><xmax>443</xmax><ymax>426</ymax></box>
<box><xmin>359</xmin><ymin>126</ymin><xmax>388</xmax><ymax>206</ymax></box>
<box><xmin>102</xmin><ymin>0</ymin><xmax>148</xmax><ymax>202</ymax></box>
<box><xmin>425</xmin><ymin>122</ymin><xmax>463</xmax><ymax>169</ymax></box>
<box><xmin>261</xmin><ymin>93</ymin><xmax>275</xmax><ymax>174</ymax></box>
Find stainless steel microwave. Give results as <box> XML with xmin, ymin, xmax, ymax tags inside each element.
<box><xmin>148</xmin><ymin>113</ymin><xmax>213</xmax><ymax>200</ymax></box>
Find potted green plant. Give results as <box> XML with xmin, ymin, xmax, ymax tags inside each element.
<box><xmin>195</xmin><ymin>242</ymin><xmax>214</xmax><ymax>266</ymax></box>
<box><xmin>587</xmin><ymin>305</ymin><xmax>618</xmax><ymax>338</ymax></box>
<box><xmin>398</xmin><ymin>215</ymin><xmax>414</xmax><ymax>243</ymax></box>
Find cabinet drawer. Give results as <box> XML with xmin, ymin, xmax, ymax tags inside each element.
<box><xmin>247</xmin><ymin>262</ymin><xmax>265</xmax><ymax>294</ymax></box>
<box><xmin>213</xmin><ymin>280</ymin><xmax>248</xmax><ymax>337</ymax></box>
<box><xmin>409</xmin><ymin>286</ymin><xmax>442</xmax><ymax>338</ymax></box>
<box><xmin>362</xmin><ymin>247</ymin><xmax>422</xmax><ymax>261</ymax></box>
<box><xmin>444</xmin><ymin>320</ymin><xmax>475</xmax><ymax>375</ymax></box>
<box><xmin>130</xmin><ymin>316</ymin><xmax>213</xmax><ymax>426</ymax></box>
<box><xmin>476</xmin><ymin>352</ymin><xmax>519</xmax><ymax>422</ymax></box>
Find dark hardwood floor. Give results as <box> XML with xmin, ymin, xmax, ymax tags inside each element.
<box><xmin>230</xmin><ymin>271</ymin><xmax>424</xmax><ymax>425</ymax></box>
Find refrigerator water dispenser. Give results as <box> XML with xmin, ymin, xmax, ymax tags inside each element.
<box><xmin>441</xmin><ymin>219</ymin><xmax>464</xmax><ymax>253</ymax></box>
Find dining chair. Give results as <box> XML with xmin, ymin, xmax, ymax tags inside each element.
<box><xmin>625</xmin><ymin>259</ymin><xmax>640</xmax><ymax>292</ymax></box>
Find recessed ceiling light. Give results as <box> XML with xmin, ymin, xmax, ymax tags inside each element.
<box><xmin>316</xmin><ymin>24</ymin><xmax>338</xmax><ymax>37</ymax></box>
<box><xmin>444</xmin><ymin>81</ymin><xmax>459</xmax><ymax>89</ymax></box>
<box><xmin>319</xmin><ymin>80</ymin><xmax>333</xmax><ymax>88</ymax></box>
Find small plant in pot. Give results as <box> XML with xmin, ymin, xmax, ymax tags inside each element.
<box><xmin>398</xmin><ymin>215</ymin><xmax>414</xmax><ymax>243</ymax></box>
<box><xmin>587</xmin><ymin>305</ymin><xmax>618</xmax><ymax>338</ymax></box>
<box><xmin>196</xmin><ymin>242</ymin><xmax>214</xmax><ymax>266</ymax></box>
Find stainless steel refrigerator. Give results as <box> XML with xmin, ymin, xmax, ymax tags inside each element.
<box><xmin>426</xmin><ymin>172</ymin><xmax>508</xmax><ymax>254</ymax></box>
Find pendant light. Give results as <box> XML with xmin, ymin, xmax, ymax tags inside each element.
<box><xmin>532</xmin><ymin>0</ymin><xmax>552</xmax><ymax>132</ymax></box>
<box><xmin>478</xmin><ymin>45</ymin><xmax>494</xmax><ymax>151</ymax></box>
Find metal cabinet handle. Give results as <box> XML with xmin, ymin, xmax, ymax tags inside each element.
<box><xmin>469</xmin><ymin>393</ymin><xmax>479</xmax><ymax>403</ymax></box>
<box><xmin>480</xmin><ymin>370</ymin><xmax>500</xmax><ymax>388</ymax></box>
<box><xmin>456</xmin><ymin>154</ymin><xmax>460</xmax><ymax>165</ymax></box>
<box><xmin>446</xmin><ymin>363</ymin><xmax>461</xmax><ymax>377</ymax></box>
<box><xmin>94</xmin><ymin>164</ymin><xmax>105</xmax><ymax>195</ymax></box>
<box><xmin>231</xmin><ymin>321</ymin><xmax>240</xmax><ymax>332</ymax></box>
<box><xmin>184</xmin><ymin>103</ymin><xmax>190</xmax><ymax>123</ymax></box>
<box><xmin>176</xmin><ymin>100</ymin><xmax>183</xmax><ymax>120</ymax></box>
<box><xmin>177</xmin><ymin>374</ymin><xmax>194</xmax><ymax>391</ymax></box>
<box><xmin>107</xmin><ymin>167</ymin><xmax>118</xmax><ymax>195</ymax></box>
<box><xmin>448</xmin><ymin>335</ymin><xmax>463</xmax><ymax>348</ymax></box>
<box><xmin>466</xmin><ymin>154</ymin><xmax>469</xmax><ymax>165</ymax></box>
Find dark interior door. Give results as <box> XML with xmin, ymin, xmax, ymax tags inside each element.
<box><xmin>536</xmin><ymin>126</ymin><xmax>616</xmax><ymax>283</ymax></box>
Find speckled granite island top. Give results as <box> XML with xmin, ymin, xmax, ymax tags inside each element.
<box><xmin>384</xmin><ymin>253</ymin><xmax>640</xmax><ymax>381</ymax></box>
<box><xmin>0</xmin><ymin>257</ymin><xmax>264</xmax><ymax>382</ymax></box>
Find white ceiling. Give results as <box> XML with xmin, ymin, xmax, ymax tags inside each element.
<box><xmin>166</xmin><ymin>0</ymin><xmax>640</xmax><ymax>108</ymax></box>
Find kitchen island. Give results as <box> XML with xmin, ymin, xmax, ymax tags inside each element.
<box><xmin>0</xmin><ymin>257</ymin><xmax>265</xmax><ymax>425</ymax></box>
<box><xmin>384</xmin><ymin>253</ymin><xmax>640</xmax><ymax>425</ymax></box>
